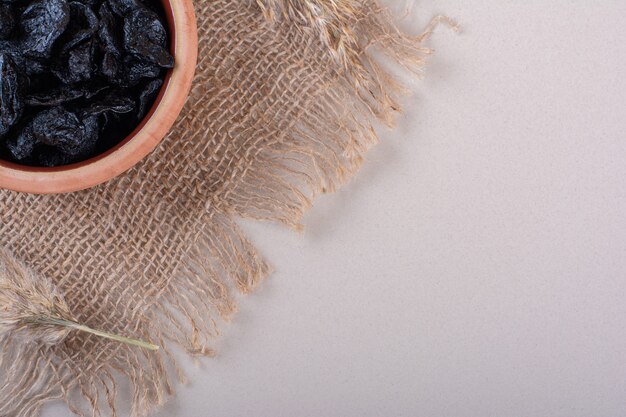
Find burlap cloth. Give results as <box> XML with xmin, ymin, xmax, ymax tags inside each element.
<box><xmin>0</xmin><ymin>1</ymin><xmax>443</xmax><ymax>415</ymax></box>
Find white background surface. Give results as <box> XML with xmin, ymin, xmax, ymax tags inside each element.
<box><xmin>46</xmin><ymin>1</ymin><xmax>626</xmax><ymax>416</ymax></box>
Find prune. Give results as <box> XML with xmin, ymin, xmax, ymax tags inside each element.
<box><xmin>31</xmin><ymin>107</ymin><xmax>86</xmax><ymax>155</ymax></box>
<box><xmin>81</xmin><ymin>92</ymin><xmax>135</xmax><ymax>116</ymax></box>
<box><xmin>98</xmin><ymin>3</ymin><xmax>122</xmax><ymax>81</ymax></box>
<box><xmin>26</xmin><ymin>85</ymin><xmax>85</xmax><ymax>107</ymax></box>
<box><xmin>98</xmin><ymin>3</ymin><xmax>121</xmax><ymax>54</ymax></box>
<box><xmin>0</xmin><ymin>54</ymin><xmax>23</xmax><ymax>137</ymax></box>
<box><xmin>59</xmin><ymin>2</ymin><xmax>99</xmax><ymax>52</ymax></box>
<box><xmin>34</xmin><ymin>114</ymin><xmax>99</xmax><ymax>165</ymax></box>
<box><xmin>124</xmin><ymin>56</ymin><xmax>161</xmax><ymax>86</ymax></box>
<box><xmin>0</xmin><ymin>5</ymin><xmax>16</xmax><ymax>40</ymax></box>
<box><xmin>82</xmin><ymin>82</ymin><xmax>110</xmax><ymax>99</ymax></box>
<box><xmin>137</xmin><ymin>78</ymin><xmax>162</xmax><ymax>118</ymax></box>
<box><xmin>37</xmin><ymin>147</ymin><xmax>72</xmax><ymax>166</ymax></box>
<box><xmin>107</xmin><ymin>0</ymin><xmax>140</xmax><ymax>16</ymax></box>
<box><xmin>6</xmin><ymin>125</ymin><xmax>36</xmax><ymax>161</ymax></box>
<box><xmin>81</xmin><ymin>115</ymin><xmax>99</xmax><ymax>150</ymax></box>
<box><xmin>100</xmin><ymin>52</ymin><xmax>120</xmax><ymax>82</ymax></box>
<box><xmin>0</xmin><ymin>0</ymin><xmax>173</xmax><ymax>167</ymax></box>
<box><xmin>9</xmin><ymin>53</ymin><xmax>49</xmax><ymax>76</ymax></box>
<box><xmin>19</xmin><ymin>0</ymin><xmax>70</xmax><ymax>58</ymax></box>
<box><xmin>53</xmin><ymin>39</ymin><xmax>96</xmax><ymax>84</ymax></box>
<box><xmin>123</xmin><ymin>9</ymin><xmax>173</xmax><ymax>68</ymax></box>
<box><xmin>74</xmin><ymin>0</ymin><xmax>99</xmax><ymax>5</ymax></box>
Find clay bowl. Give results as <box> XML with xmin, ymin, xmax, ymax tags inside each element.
<box><xmin>0</xmin><ymin>0</ymin><xmax>198</xmax><ymax>194</ymax></box>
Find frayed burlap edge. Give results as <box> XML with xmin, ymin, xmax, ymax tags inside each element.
<box><xmin>0</xmin><ymin>2</ymin><xmax>455</xmax><ymax>416</ymax></box>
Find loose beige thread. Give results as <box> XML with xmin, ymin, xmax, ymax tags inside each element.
<box><xmin>0</xmin><ymin>1</ymin><xmax>450</xmax><ymax>416</ymax></box>
<box><xmin>256</xmin><ymin>0</ymin><xmax>363</xmax><ymax>71</ymax></box>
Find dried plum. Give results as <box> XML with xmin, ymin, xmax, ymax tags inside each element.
<box><xmin>81</xmin><ymin>92</ymin><xmax>135</xmax><ymax>116</ymax></box>
<box><xmin>9</xmin><ymin>53</ymin><xmax>49</xmax><ymax>76</ymax></box>
<box><xmin>80</xmin><ymin>115</ymin><xmax>99</xmax><ymax>151</ymax></box>
<box><xmin>124</xmin><ymin>56</ymin><xmax>161</xmax><ymax>86</ymax></box>
<box><xmin>107</xmin><ymin>0</ymin><xmax>140</xmax><ymax>16</ymax></box>
<box><xmin>82</xmin><ymin>82</ymin><xmax>110</xmax><ymax>99</ymax></box>
<box><xmin>100</xmin><ymin>52</ymin><xmax>120</xmax><ymax>82</ymax></box>
<box><xmin>34</xmin><ymin>114</ymin><xmax>99</xmax><ymax>165</ymax></box>
<box><xmin>59</xmin><ymin>2</ymin><xmax>99</xmax><ymax>52</ymax></box>
<box><xmin>0</xmin><ymin>5</ymin><xmax>16</xmax><ymax>40</ymax></box>
<box><xmin>31</xmin><ymin>107</ymin><xmax>86</xmax><ymax>155</ymax></box>
<box><xmin>123</xmin><ymin>9</ymin><xmax>173</xmax><ymax>68</ymax></box>
<box><xmin>25</xmin><ymin>85</ymin><xmax>85</xmax><ymax>107</ymax></box>
<box><xmin>98</xmin><ymin>3</ymin><xmax>121</xmax><ymax>54</ymax></box>
<box><xmin>137</xmin><ymin>78</ymin><xmax>162</xmax><ymax>118</ymax></box>
<box><xmin>6</xmin><ymin>125</ymin><xmax>35</xmax><ymax>161</ymax></box>
<box><xmin>19</xmin><ymin>0</ymin><xmax>70</xmax><ymax>58</ymax></box>
<box><xmin>53</xmin><ymin>39</ymin><xmax>96</xmax><ymax>84</ymax></box>
<box><xmin>0</xmin><ymin>0</ymin><xmax>173</xmax><ymax>167</ymax></box>
<box><xmin>98</xmin><ymin>2</ymin><xmax>122</xmax><ymax>81</ymax></box>
<box><xmin>0</xmin><ymin>54</ymin><xmax>23</xmax><ymax>136</ymax></box>
<box><xmin>37</xmin><ymin>147</ymin><xmax>72</xmax><ymax>166</ymax></box>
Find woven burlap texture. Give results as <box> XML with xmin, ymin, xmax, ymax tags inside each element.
<box><xmin>0</xmin><ymin>1</ymin><xmax>442</xmax><ymax>415</ymax></box>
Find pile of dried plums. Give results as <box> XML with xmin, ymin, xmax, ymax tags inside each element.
<box><xmin>0</xmin><ymin>0</ymin><xmax>173</xmax><ymax>167</ymax></box>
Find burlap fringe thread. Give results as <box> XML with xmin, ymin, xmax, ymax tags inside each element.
<box><xmin>0</xmin><ymin>1</ymin><xmax>455</xmax><ymax>416</ymax></box>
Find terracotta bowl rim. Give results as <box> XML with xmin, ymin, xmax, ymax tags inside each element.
<box><xmin>0</xmin><ymin>0</ymin><xmax>198</xmax><ymax>194</ymax></box>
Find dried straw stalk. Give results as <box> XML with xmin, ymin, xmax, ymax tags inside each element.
<box><xmin>0</xmin><ymin>248</ymin><xmax>158</xmax><ymax>350</ymax></box>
